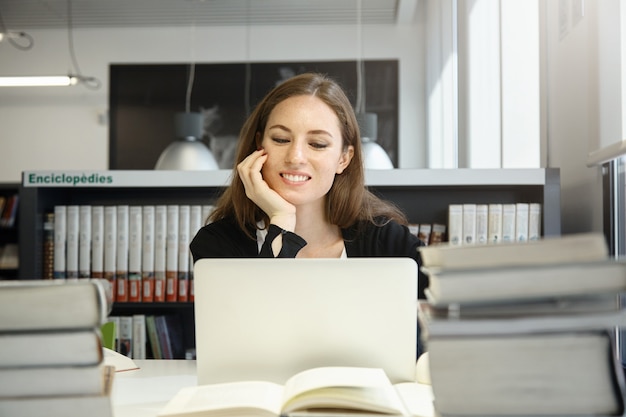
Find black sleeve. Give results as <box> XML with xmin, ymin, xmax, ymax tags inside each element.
<box><xmin>258</xmin><ymin>224</ymin><xmax>307</xmax><ymax>258</ymax></box>
<box><xmin>189</xmin><ymin>218</ymin><xmax>258</xmax><ymax>261</ymax></box>
<box><xmin>189</xmin><ymin>218</ymin><xmax>307</xmax><ymax>261</ymax></box>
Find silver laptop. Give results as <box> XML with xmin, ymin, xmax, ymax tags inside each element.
<box><xmin>193</xmin><ymin>257</ymin><xmax>418</xmax><ymax>385</ymax></box>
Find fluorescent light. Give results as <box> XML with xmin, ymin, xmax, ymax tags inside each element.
<box><xmin>0</xmin><ymin>75</ymin><xmax>78</xmax><ymax>87</ymax></box>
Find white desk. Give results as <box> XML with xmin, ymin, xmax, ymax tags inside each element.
<box><xmin>113</xmin><ymin>360</ymin><xmax>197</xmax><ymax>417</ymax></box>
<box><xmin>112</xmin><ymin>359</ymin><xmax>434</xmax><ymax>417</ymax></box>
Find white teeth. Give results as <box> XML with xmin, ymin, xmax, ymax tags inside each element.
<box><xmin>283</xmin><ymin>174</ymin><xmax>309</xmax><ymax>182</ymax></box>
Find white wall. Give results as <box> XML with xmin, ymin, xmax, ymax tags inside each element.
<box><xmin>543</xmin><ymin>0</ymin><xmax>604</xmax><ymax>234</ymax></box>
<box><xmin>0</xmin><ymin>20</ymin><xmax>425</xmax><ymax>182</ymax></box>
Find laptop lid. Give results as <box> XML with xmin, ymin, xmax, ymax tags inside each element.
<box><xmin>193</xmin><ymin>257</ymin><xmax>418</xmax><ymax>385</ymax></box>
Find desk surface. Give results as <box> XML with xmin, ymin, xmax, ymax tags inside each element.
<box><xmin>113</xmin><ymin>360</ymin><xmax>197</xmax><ymax>417</ymax></box>
<box><xmin>112</xmin><ymin>359</ymin><xmax>434</xmax><ymax>417</ymax></box>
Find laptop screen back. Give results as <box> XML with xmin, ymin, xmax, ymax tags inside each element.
<box><xmin>193</xmin><ymin>257</ymin><xmax>418</xmax><ymax>384</ymax></box>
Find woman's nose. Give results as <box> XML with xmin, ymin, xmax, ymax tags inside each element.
<box><xmin>285</xmin><ymin>142</ymin><xmax>306</xmax><ymax>164</ymax></box>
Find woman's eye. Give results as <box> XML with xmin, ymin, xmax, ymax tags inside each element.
<box><xmin>271</xmin><ymin>137</ymin><xmax>290</xmax><ymax>144</ymax></box>
<box><xmin>310</xmin><ymin>142</ymin><xmax>328</xmax><ymax>150</ymax></box>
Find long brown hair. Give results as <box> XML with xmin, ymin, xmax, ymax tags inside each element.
<box><xmin>209</xmin><ymin>72</ymin><xmax>407</xmax><ymax>237</ymax></box>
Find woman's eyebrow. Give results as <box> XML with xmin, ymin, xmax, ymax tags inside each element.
<box><xmin>268</xmin><ymin>125</ymin><xmax>334</xmax><ymax>138</ymax></box>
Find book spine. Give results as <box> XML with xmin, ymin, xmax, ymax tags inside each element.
<box><xmin>189</xmin><ymin>205</ymin><xmax>203</xmax><ymax>302</ymax></box>
<box><xmin>429</xmin><ymin>223</ymin><xmax>446</xmax><ymax>244</ymax></box>
<box><xmin>0</xmin><ymin>196</ymin><xmax>5</xmax><ymax>228</ymax></box>
<box><xmin>177</xmin><ymin>205</ymin><xmax>190</xmax><ymax>302</ymax></box>
<box><xmin>487</xmin><ymin>203</ymin><xmax>503</xmax><ymax>244</ymax></box>
<box><xmin>528</xmin><ymin>203</ymin><xmax>542</xmax><ymax>241</ymax></box>
<box><xmin>418</xmin><ymin>224</ymin><xmax>432</xmax><ymax>245</ymax></box>
<box><xmin>132</xmin><ymin>314</ymin><xmax>146</xmax><ymax>360</ymax></box>
<box><xmin>475</xmin><ymin>204</ymin><xmax>488</xmax><ymax>245</ymax></box>
<box><xmin>1</xmin><ymin>194</ymin><xmax>19</xmax><ymax>228</ymax></box>
<box><xmin>65</xmin><ymin>205</ymin><xmax>80</xmax><ymax>279</ymax></box>
<box><xmin>109</xmin><ymin>316</ymin><xmax>120</xmax><ymax>352</ymax></box>
<box><xmin>91</xmin><ymin>206</ymin><xmax>105</xmax><ymax>279</ymax></box>
<box><xmin>53</xmin><ymin>205</ymin><xmax>67</xmax><ymax>279</ymax></box>
<box><xmin>145</xmin><ymin>315</ymin><xmax>162</xmax><ymax>359</ymax></box>
<box><xmin>447</xmin><ymin>204</ymin><xmax>463</xmax><ymax>245</ymax></box>
<box><xmin>142</xmin><ymin>205</ymin><xmax>156</xmax><ymax>303</ymax></box>
<box><xmin>501</xmin><ymin>203</ymin><xmax>516</xmax><ymax>243</ymax></box>
<box><xmin>515</xmin><ymin>202</ymin><xmax>530</xmax><ymax>242</ymax></box>
<box><xmin>103</xmin><ymin>206</ymin><xmax>117</xmax><ymax>301</ymax></box>
<box><xmin>42</xmin><ymin>212</ymin><xmax>55</xmax><ymax>280</ymax></box>
<box><xmin>462</xmin><ymin>203</ymin><xmax>477</xmax><ymax>245</ymax></box>
<box><xmin>116</xmin><ymin>205</ymin><xmax>130</xmax><ymax>303</ymax></box>
<box><xmin>78</xmin><ymin>205</ymin><xmax>92</xmax><ymax>278</ymax></box>
<box><xmin>128</xmin><ymin>206</ymin><xmax>143</xmax><ymax>302</ymax></box>
<box><xmin>118</xmin><ymin>316</ymin><xmax>133</xmax><ymax>358</ymax></box>
<box><xmin>165</xmin><ymin>205</ymin><xmax>179</xmax><ymax>302</ymax></box>
<box><xmin>155</xmin><ymin>315</ymin><xmax>173</xmax><ymax>359</ymax></box>
<box><xmin>154</xmin><ymin>205</ymin><xmax>167</xmax><ymax>302</ymax></box>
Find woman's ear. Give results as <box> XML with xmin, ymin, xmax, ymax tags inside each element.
<box><xmin>336</xmin><ymin>145</ymin><xmax>355</xmax><ymax>174</ymax></box>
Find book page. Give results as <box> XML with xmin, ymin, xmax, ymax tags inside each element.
<box><xmin>103</xmin><ymin>347</ymin><xmax>139</xmax><ymax>372</ymax></box>
<box><xmin>281</xmin><ymin>367</ymin><xmax>405</xmax><ymax>414</ymax></box>
<box><xmin>158</xmin><ymin>381</ymin><xmax>284</xmax><ymax>417</ymax></box>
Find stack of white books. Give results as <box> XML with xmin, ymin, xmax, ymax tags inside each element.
<box><xmin>0</xmin><ymin>279</ymin><xmax>115</xmax><ymax>417</ymax></box>
<box><xmin>418</xmin><ymin>232</ymin><xmax>626</xmax><ymax>416</ymax></box>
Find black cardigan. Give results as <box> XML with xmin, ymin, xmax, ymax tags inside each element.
<box><xmin>189</xmin><ymin>216</ymin><xmax>429</xmax><ymax>299</ymax></box>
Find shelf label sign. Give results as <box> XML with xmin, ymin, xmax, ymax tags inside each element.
<box><xmin>22</xmin><ymin>170</ymin><xmax>232</xmax><ymax>187</ymax></box>
<box><xmin>24</xmin><ymin>172</ymin><xmax>114</xmax><ymax>187</ymax></box>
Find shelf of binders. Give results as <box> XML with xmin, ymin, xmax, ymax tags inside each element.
<box><xmin>18</xmin><ymin>168</ymin><xmax>561</xmax><ymax>281</ymax></box>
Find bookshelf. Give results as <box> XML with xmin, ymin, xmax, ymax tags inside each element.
<box><xmin>0</xmin><ymin>182</ymin><xmax>20</xmax><ymax>279</ymax></box>
<box><xmin>18</xmin><ymin>168</ymin><xmax>561</xmax><ymax>357</ymax></box>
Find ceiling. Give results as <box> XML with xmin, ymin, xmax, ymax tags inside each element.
<box><xmin>0</xmin><ymin>0</ymin><xmax>418</xmax><ymax>30</ymax></box>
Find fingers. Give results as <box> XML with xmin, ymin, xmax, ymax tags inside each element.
<box><xmin>236</xmin><ymin>150</ymin><xmax>296</xmax><ymax>230</ymax></box>
<box><xmin>237</xmin><ymin>150</ymin><xmax>267</xmax><ymax>197</ymax></box>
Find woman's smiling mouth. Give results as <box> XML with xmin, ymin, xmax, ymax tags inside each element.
<box><xmin>281</xmin><ymin>173</ymin><xmax>311</xmax><ymax>183</ymax></box>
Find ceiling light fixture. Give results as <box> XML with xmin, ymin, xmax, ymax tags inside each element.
<box><xmin>0</xmin><ymin>75</ymin><xmax>79</xmax><ymax>87</ymax></box>
<box><xmin>0</xmin><ymin>0</ymin><xmax>100</xmax><ymax>89</ymax></box>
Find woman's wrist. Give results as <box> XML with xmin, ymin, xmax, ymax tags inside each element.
<box><xmin>269</xmin><ymin>214</ymin><xmax>296</xmax><ymax>232</ymax></box>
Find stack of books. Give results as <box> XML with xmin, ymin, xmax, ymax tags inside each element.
<box><xmin>0</xmin><ymin>279</ymin><xmax>115</xmax><ymax>417</ymax></box>
<box><xmin>418</xmin><ymin>232</ymin><xmax>626</xmax><ymax>416</ymax></box>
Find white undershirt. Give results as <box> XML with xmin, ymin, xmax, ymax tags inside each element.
<box><xmin>256</xmin><ymin>225</ymin><xmax>347</xmax><ymax>258</ymax></box>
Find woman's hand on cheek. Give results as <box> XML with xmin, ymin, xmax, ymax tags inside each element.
<box><xmin>237</xmin><ymin>150</ymin><xmax>296</xmax><ymax>231</ymax></box>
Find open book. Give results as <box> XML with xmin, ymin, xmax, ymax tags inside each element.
<box><xmin>158</xmin><ymin>366</ymin><xmax>420</xmax><ymax>417</ymax></box>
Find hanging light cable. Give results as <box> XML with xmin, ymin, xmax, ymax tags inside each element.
<box><xmin>65</xmin><ymin>0</ymin><xmax>100</xmax><ymax>89</ymax></box>
<box><xmin>0</xmin><ymin>9</ymin><xmax>34</xmax><ymax>51</ymax></box>
<box><xmin>155</xmin><ymin>5</ymin><xmax>218</xmax><ymax>171</ymax></box>
<box><xmin>355</xmin><ymin>0</ymin><xmax>393</xmax><ymax>169</ymax></box>
<box><xmin>0</xmin><ymin>0</ymin><xmax>100</xmax><ymax>88</ymax></box>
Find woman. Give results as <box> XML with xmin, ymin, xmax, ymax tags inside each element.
<box><xmin>189</xmin><ymin>73</ymin><xmax>426</xmax><ymax>354</ymax></box>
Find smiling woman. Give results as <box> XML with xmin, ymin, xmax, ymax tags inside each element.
<box><xmin>189</xmin><ymin>71</ymin><xmax>426</xmax><ymax>356</ymax></box>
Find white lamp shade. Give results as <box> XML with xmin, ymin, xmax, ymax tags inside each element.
<box><xmin>356</xmin><ymin>112</ymin><xmax>393</xmax><ymax>169</ymax></box>
<box><xmin>155</xmin><ymin>139</ymin><xmax>219</xmax><ymax>170</ymax></box>
<box><xmin>155</xmin><ymin>111</ymin><xmax>219</xmax><ymax>170</ymax></box>
<box><xmin>362</xmin><ymin>141</ymin><xmax>394</xmax><ymax>169</ymax></box>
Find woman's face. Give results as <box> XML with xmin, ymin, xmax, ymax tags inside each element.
<box><xmin>260</xmin><ymin>95</ymin><xmax>354</xmax><ymax>208</ymax></box>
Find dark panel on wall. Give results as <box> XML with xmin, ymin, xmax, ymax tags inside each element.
<box><xmin>109</xmin><ymin>60</ymin><xmax>399</xmax><ymax>170</ymax></box>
